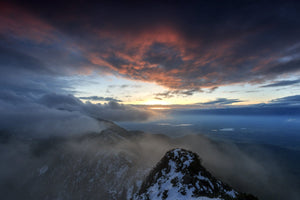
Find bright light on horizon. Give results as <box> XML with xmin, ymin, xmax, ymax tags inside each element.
<box><xmin>149</xmin><ymin>106</ymin><xmax>171</xmax><ymax>110</ymax></box>
<box><xmin>139</xmin><ymin>99</ymin><xmax>171</xmax><ymax>105</ymax></box>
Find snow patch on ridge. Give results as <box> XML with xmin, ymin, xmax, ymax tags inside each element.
<box><xmin>133</xmin><ymin>148</ymin><xmax>249</xmax><ymax>200</ymax></box>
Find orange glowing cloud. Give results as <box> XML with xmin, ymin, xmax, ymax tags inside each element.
<box><xmin>81</xmin><ymin>25</ymin><xmax>252</xmax><ymax>90</ymax></box>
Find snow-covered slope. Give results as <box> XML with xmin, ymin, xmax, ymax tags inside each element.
<box><xmin>133</xmin><ymin>148</ymin><xmax>258</xmax><ymax>200</ymax></box>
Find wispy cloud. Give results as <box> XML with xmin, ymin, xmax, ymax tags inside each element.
<box><xmin>270</xmin><ymin>95</ymin><xmax>300</xmax><ymax>106</ymax></box>
<box><xmin>79</xmin><ymin>96</ymin><xmax>122</xmax><ymax>102</ymax></box>
<box><xmin>197</xmin><ymin>98</ymin><xmax>243</xmax><ymax>106</ymax></box>
<box><xmin>155</xmin><ymin>88</ymin><xmax>202</xmax><ymax>99</ymax></box>
<box><xmin>261</xmin><ymin>79</ymin><xmax>300</xmax><ymax>88</ymax></box>
<box><xmin>169</xmin><ymin>95</ymin><xmax>300</xmax><ymax>115</ymax></box>
<box><xmin>108</xmin><ymin>84</ymin><xmax>141</xmax><ymax>89</ymax></box>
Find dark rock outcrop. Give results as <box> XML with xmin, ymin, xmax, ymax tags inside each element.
<box><xmin>133</xmin><ymin>148</ymin><xmax>258</xmax><ymax>200</ymax></box>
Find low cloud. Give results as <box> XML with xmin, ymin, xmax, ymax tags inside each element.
<box><xmin>0</xmin><ymin>126</ymin><xmax>298</xmax><ymax>200</ymax></box>
<box><xmin>40</xmin><ymin>93</ymin><xmax>153</xmax><ymax>122</ymax></box>
<box><xmin>172</xmin><ymin>95</ymin><xmax>300</xmax><ymax>115</ymax></box>
<box><xmin>0</xmin><ymin>92</ymin><xmax>154</xmax><ymax>137</ymax></box>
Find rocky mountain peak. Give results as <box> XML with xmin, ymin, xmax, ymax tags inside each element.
<box><xmin>133</xmin><ymin>148</ymin><xmax>258</xmax><ymax>200</ymax></box>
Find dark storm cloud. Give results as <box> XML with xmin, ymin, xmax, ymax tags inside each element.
<box><xmin>79</xmin><ymin>96</ymin><xmax>122</xmax><ymax>102</ymax></box>
<box><xmin>261</xmin><ymin>79</ymin><xmax>300</xmax><ymax>87</ymax></box>
<box><xmin>1</xmin><ymin>0</ymin><xmax>300</xmax><ymax>92</ymax></box>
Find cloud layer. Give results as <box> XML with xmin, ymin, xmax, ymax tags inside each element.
<box><xmin>261</xmin><ymin>79</ymin><xmax>300</xmax><ymax>88</ymax></box>
<box><xmin>1</xmin><ymin>0</ymin><xmax>300</xmax><ymax>94</ymax></box>
<box><xmin>79</xmin><ymin>96</ymin><xmax>122</xmax><ymax>102</ymax></box>
<box><xmin>0</xmin><ymin>92</ymin><xmax>154</xmax><ymax>137</ymax></box>
<box><xmin>199</xmin><ymin>98</ymin><xmax>243</xmax><ymax>106</ymax></box>
<box><xmin>172</xmin><ymin>95</ymin><xmax>300</xmax><ymax>115</ymax></box>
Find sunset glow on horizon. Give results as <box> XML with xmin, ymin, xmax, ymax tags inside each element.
<box><xmin>0</xmin><ymin>0</ymin><xmax>299</xmax><ymax>110</ymax></box>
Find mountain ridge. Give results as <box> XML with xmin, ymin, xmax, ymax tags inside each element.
<box><xmin>0</xmin><ymin>120</ymin><xmax>263</xmax><ymax>200</ymax></box>
<box><xmin>133</xmin><ymin>148</ymin><xmax>258</xmax><ymax>200</ymax></box>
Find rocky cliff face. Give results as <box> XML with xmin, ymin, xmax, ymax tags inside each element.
<box><xmin>133</xmin><ymin>148</ymin><xmax>258</xmax><ymax>200</ymax></box>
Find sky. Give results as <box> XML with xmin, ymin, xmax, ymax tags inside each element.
<box><xmin>0</xmin><ymin>0</ymin><xmax>300</xmax><ymax>118</ymax></box>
